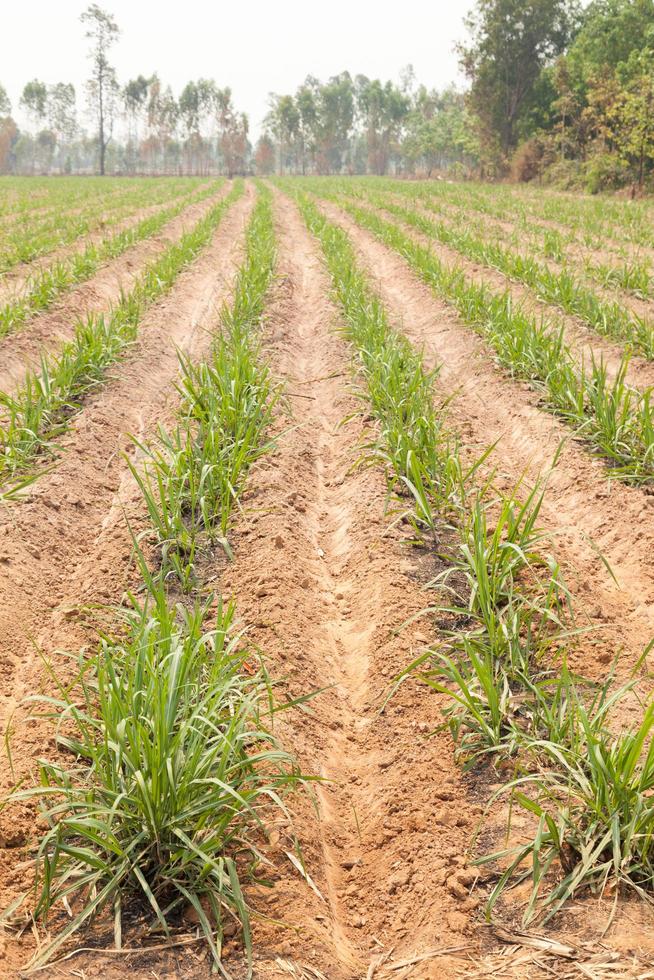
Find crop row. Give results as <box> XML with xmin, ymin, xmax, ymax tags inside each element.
<box><xmin>327</xmin><ymin>180</ymin><xmax>654</xmax><ymax>359</ymax></box>
<box><xmin>303</xmin><ymin>187</ymin><xmax>654</xmax><ymax>483</ymax></box>
<box><xmin>362</xmin><ymin>179</ymin><xmax>654</xmax><ymax>301</ymax></box>
<box><xmin>6</xmin><ymin>186</ymin><xmax>305</xmax><ymax>974</ymax></box>
<box><xmin>294</xmin><ymin>186</ymin><xmax>654</xmax><ymax>930</ymax></box>
<box><xmin>0</xmin><ymin>182</ymin><xmax>242</xmax><ymax>498</ymax></box>
<box><xmin>0</xmin><ymin>177</ymin><xmax>204</xmax><ymax>273</ymax></box>
<box><xmin>0</xmin><ymin>179</ymin><xmax>223</xmax><ymax>338</ymax></box>
<box><xmin>387</xmin><ymin>177</ymin><xmax>654</xmax><ymax>252</ymax></box>
<box><xmin>0</xmin><ymin>175</ymin><xmax>131</xmax><ymax>221</ymax></box>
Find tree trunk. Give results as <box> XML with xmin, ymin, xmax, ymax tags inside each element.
<box><xmin>99</xmin><ymin>73</ymin><xmax>105</xmax><ymax>176</ymax></box>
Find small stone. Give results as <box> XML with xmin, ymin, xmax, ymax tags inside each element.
<box><xmin>388</xmin><ymin>868</ymin><xmax>411</xmax><ymax>894</ymax></box>
<box><xmin>455</xmin><ymin>868</ymin><xmax>477</xmax><ymax>887</ymax></box>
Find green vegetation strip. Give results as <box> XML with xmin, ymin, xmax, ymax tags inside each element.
<box><xmin>0</xmin><ymin>181</ymin><xmax>243</xmax><ymax>497</ymax></box>
<box><xmin>131</xmin><ymin>185</ymin><xmax>279</xmax><ymax>591</ymax></box>
<box><xmin>0</xmin><ymin>178</ymin><xmax>200</xmax><ymax>272</ymax></box>
<box><xmin>333</xmin><ymin>182</ymin><xmax>654</xmax><ymax>359</ymax></box>
<box><xmin>296</xmin><ymin>188</ymin><xmax>654</xmax><ymax>928</ymax></box>
<box><xmin>305</xmin><ymin>189</ymin><xmax>654</xmax><ymax>484</ymax></box>
<box><xmin>386</xmin><ymin>178</ymin><xmax>654</xmax><ymax>252</ymax></box>
<box><xmin>356</xmin><ymin>178</ymin><xmax>654</xmax><ymax>302</ymax></box>
<box><xmin>9</xmin><ymin>186</ymin><xmax>305</xmax><ymax>974</ymax></box>
<box><xmin>0</xmin><ymin>180</ymin><xmax>223</xmax><ymax>338</ymax></box>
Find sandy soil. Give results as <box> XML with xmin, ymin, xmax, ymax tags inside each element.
<box><xmin>355</xmin><ymin>193</ymin><xmax>654</xmax><ymax>391</ymax></box>
<box><xmin>0</xmin><ymin>183</ymin><xmax>232</xmax><ymax>395</ymax></box>
<box><xmin>0</xmin><ymin>185</ymin><xmax>254</xmax><ymax>977</ymax></box>
<box><xmin>1</xmin><ymin>181</ymin><xmax>654</xmax><ymax>980</ymax></box>
<box><xmin>0</xmin><ymin>181</ymin><xmax>212</xmax><ymax>306</ymax></box>
<box><xmin>316</xmin><ymin>197</ymin><xmax>654</xmax><ymax>685</ymax></box>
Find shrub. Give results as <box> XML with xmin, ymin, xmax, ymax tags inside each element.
<box><xmin>511</xmin><ymin>137</ymin><xmax>547</xmax><ymax>182</ymax></box>
<box><xmin>584</xmin><ymin>152</ymin><xmax>630</xmax><ymax>194</ymax></box>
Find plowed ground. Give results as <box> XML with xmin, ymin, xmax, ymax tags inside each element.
<box><xmin>1</xmin><ymin>180</ymin><xmax>654</xmax><ymax>980</ymax></box>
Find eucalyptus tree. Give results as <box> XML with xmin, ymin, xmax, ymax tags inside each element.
<box><xmin>48</xmin><ymin>83</ymin><xmax>77</xmax><ymax>146</ymax></box>
<box><xmin>81</xmin><ymin>3</ymin><xmax>120</xmax><ymax>175</ymax></box>
<box><xmin>215</xmin><ymin>87</ymin><xmax>248</xmax><ymax>176</ymax></box>
<box><xmin>147</xmin><ymin>76</ymin><xmax>179</xmax><ymax>173</ymax></box>
<box><xmin>0</xmin><ymin>84</ymin><xmax>10</xmax><ymax>119</ymax></box>
<box><xmin>355</xmin><ymin>76</ymin><xmax>410</xmax><ymax>174</ymax></box>
<box><xmin>123</xmin><ymin>75</ymin><xmax>152</xmax><ymax>172</ymax></box>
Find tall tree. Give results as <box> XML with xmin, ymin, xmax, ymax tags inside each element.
<box><xmin>355</xmin><ymin>76</ymin><xmax>409</xmax><ymax>175</ymax></box>
<box><xmin>295</xmin><ymin>83</ymin><xmax>318</xmax><ymax>174</ymax></box>
<box><xmin>568</xmin><ymin>0</ymin><xmax>654</xmax><ymax>74</ymax></box>
<box><xmin>316</xmin><ymin>72</ymin><xmax>354</xmax><ymax>173</ymax></box>
<box><xmin>254</xmin><ymin>134</ymin><xmax>275</xmax><ymax>174</ymax></box>
<box><xmin>81</xmin><ymin>4</ymin><xmax>120</xmax><ymax>175</ymax></box>
<box><xmin>20</xmin><ymin>80</ymin><xmax>48</xmax><ymax>172</ymax></box>
<box><xmin>147</xmin><ymin>77</ymin><xmax>179</xmax><ymax>172</ymax></box>
<box><xmin>20</xmin><ymin>79</ymin><xmax>48</xmax><ymax>130</ymax></box>
<box><xmin>214</xmin><ymin>87</ymin><xmax>248</xmax><ymax>177</ymax></box>
<box><xmin>458</xmin><ymin>0</ymin><xmax>580</xmax><ymax>161</ymax></box>
<box><xmin>123</xmin><ymin>75</ymin><xmax>151</xmax><ymax>172</ymax></box>
<box><xmin>48</xmin><ymin>83</ymin><xmax>77</xmax><ymax>145</ymax></box>
<box><xmin>178</xmin><ymin>79</ymin><xmax>216</xmax><ymax>173</ymax></box>
<box><xmin>0</xmin><ymin>86</ymin><xmax>15</xmax><ymax>175</ymax></box>
<box><xmin>266</xmin><ymin>94</ymin><xmax>299</xmax><ymax>173</ymax></box>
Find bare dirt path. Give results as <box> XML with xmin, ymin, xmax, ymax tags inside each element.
<box><xmin>293</xmin><ymin>195</ymin><xmax>654</xmax><ymax>974</ymax></box>
<box><xmin>0</xmin><ymin>186</ymin><xmax>254</xmax><ymax>977</ymax></box>
<box><xmin>354</xmin><ymin>195</ymin><xmax>654</xmax><ymax>391</ymax></box>
<box><xmin>0</xmin><ymin>182</ymin><xmax>232</xmax><ymax>395</ymax></box>
<box><xmin>0</xmin><ymin>182</ymin><xmax>213</xmax><ymax>306</ymax></box>
<box><xmin>383</xmin><ymin>191</ymin><xmax>654</xmax><ymax>322</ymax></box>
<box><xmin>215</xmin><ymin>189</ymin><xmax>481</xmax><ymax>980</ymax></box>
<box><xmin>315</xmin><ymin>198</ymin><xmax>654</xmax><ymax>691</ymax></box>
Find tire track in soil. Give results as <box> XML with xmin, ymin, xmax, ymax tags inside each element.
<box><xmin>0</xmin><ymin>187</ymin><xmax>256</xmax><ymax>977</ymax></box>
<box><xmin>0</xmin><ymin>181</ymin><xmax>232</xmax><ymax>395</ymax></box>
<box><xmin>217</xmin><ymin>189</ymin><xmax>481</xmax><ymax>980</ymax></box>
<box><xmin>315</xmin><ymin>201</ymin><xmax>654</xmax><ymax>687</ymax></box>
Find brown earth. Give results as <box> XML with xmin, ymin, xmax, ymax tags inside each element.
<box><xmin>411</xmin><ymin>186</ymin><xmax>654</xmax><ymax>269</ymax></box>
<box><xmin>353</xmin><ymin>193</ymin><xmax>654</xmax><ymax>391</ymax></box>
<box><xmin>0</xmin><ymin>185</ymin><xmax>254</xmax><ymax>977</ymax></box>
<box><xmin>0</xmin><ymin>181</ymin><xmax>212</xmax><ymax>307</ymax></box>
<box><xmin>0</xmin><ymin>182</ymin><xmax>231</xmax><ymax>395</ymax></box>
<box><xmin>387</xmin><ymin>190</ymin><xmax>654</xmax><ymax>318</ymax></box>
<box><xmin>475</xmin><ymin>185</ymin><xmax>654</xmax><ymax>260</ymax></box>
<box><xmin>315</xmin><ymin>196</ymin><xmax>654</xmax><ymax>686</ymax></box>
<box><xmin>217</xmin><ymin>188</ymin><xmax>482</xmax><ymax>979</ymax></box>
<box><xmin>1</xmin><ymin>181</ymin><xmax>654</xmax><ymax>980</ymax></box>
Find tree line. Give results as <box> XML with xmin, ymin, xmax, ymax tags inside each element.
<box><xmin>459</xmin><ymin>0</ymin><xmax>654</xmax><ymax>191</ymax></box>
<box><xmin>0</xmin><ymin>0</ymin><xmax>652</xmax><ymax>190</ymax></box>
<box><xmin>0</xmin><ymin>5</ymin><xmax>250</xmax><ymax>177</ymax></box>
<box><xmin>0</xmin><ymin>31</ymin><xmax>476</xmax><ymax>179</ymax></box>
<box><xmin>257</xmin><ymin>72</ymin><xmax>477</xmax><ymax>177</ymax></box>
<box><xmin>261</xmin><ymin>0</ymin><xmax>654</xmax><ymax>191</ymax></box>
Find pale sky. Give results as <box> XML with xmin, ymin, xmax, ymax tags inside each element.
<box><xmin>3</xmin><ymin>0</ymin><xmax>473</xmax><ymax>138</ymax></box>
